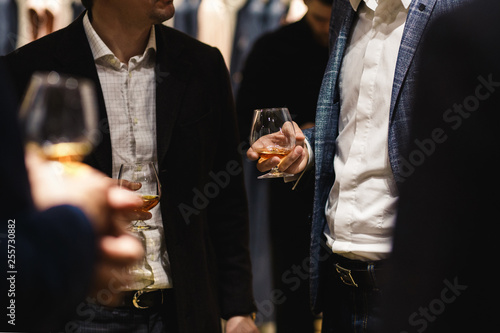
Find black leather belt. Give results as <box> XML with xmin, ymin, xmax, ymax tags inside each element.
<box><xmin>332</xmin><ymin>254</ymin><xmax>387</xmax><ymax>289</ymax></box>
<box><xmin>119</xmin><ymin>289</ymin><xmax>173</xmax><ymax>309</ymax></box>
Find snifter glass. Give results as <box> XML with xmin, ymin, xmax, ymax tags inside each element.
<box><xmin>19</xmin><ymin>71</ymin><xmax>98</xmax><ymax>167</ymax></box>
<box><xmin>249</xmin><ymin>107</ymin><xmax>296</xmax><ymax>179</ymax></box>
<box><xmin>118</xmin><ymin>162</ymin><xmax>161</xmax><ymax>232</ymax></box>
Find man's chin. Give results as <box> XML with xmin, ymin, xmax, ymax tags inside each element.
<box><xmin>151</xmin><ymin>0</ymin><xmax>175</xmax><ymax>23</ymax></box>
<box><xmin>152</xmin><ymin>9</ymin><xmax>175</xmax><ymax>24</ymax></box>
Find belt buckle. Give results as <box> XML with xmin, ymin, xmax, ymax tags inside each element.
<box><xmin>132</xmin><ymin>290</ymin><xmax>150</xmax><ymax>309</ymax></box>
<box><xmin>335</xmin><ymin>263</ymin><xmax>358</xmax><ymax>287</ymax></box>
<box><xmin>132</xmin><ymin>289</ymin><xmax>164</xmax><ymax>309</ymax></box>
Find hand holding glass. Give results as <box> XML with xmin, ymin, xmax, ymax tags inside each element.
<box><xmin>250</xmin><ymin>108</ymin><xmax>296</xmax><ymax>179</ymax></box>
<box><xmin>118</xmin><ymin>162</ymin><xmax>161</xmax><ymax>232</ymax></box>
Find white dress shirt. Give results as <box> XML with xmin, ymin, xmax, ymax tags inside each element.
<box><xmin>83</xmin><ymin>14</ymin><xmax>172</xmax><ymax>289</ymax></box>
<box><xmin>324</xmin><ymin>0</ymin><xmax>410</xmax><ymax>261</ymax></box>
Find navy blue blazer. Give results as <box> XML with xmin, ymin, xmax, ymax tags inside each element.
<box><xmin>303</xmin><ymin>0</ymin><xmax>469</xmax><ymax>313</ymax></box>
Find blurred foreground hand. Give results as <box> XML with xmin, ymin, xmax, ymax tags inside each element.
<box><xmin>25</xmin><ymin>150</ymin><xmax>145</xmax><ymax>304</ymax></box>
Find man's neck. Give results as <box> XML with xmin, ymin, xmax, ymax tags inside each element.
<box><xmin>89</xmin><ymin>9</ymin><xmax>152</xmax><ymax>64</ymax></box>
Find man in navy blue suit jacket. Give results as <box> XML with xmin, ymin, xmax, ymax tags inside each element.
<box><xmin>248</xmin><ymin>0</ymin><xmax>470</xmax><ymax>331</ymax></box>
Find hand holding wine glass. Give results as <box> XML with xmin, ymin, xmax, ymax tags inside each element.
<box><xmin>117</xmin><ymin>162</ymin><xmax>160</xmax><ymax>287</ymax></box>
<box><xmin>249</xmin><ymin>108</ymin><xmax>297</xmax><ymax>179</ymax></box>
<box><xmin>118</xmin><ymin>162</ymin><xmax>161</xmax><ymax>231</ymax></box>
<box><xmin>247</xmin><ymin>109</ymin><xmax>309</xmax><ymax>177</ymax></box>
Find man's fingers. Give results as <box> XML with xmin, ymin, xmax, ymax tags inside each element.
<box><xmin>256</xmin><ymin>156</ymin><xmax>281</xmax><ymax>172</ymax></box>
<box><xmin>251</xmin><ymin>145</ymin><xmax>307</xmax><ymax>174</ymax></box>
<box><xmin>130</xmin><ymin>210</ymin><xmax>153</xmax><ymax>221</ymax></box>
<box><xmin>108</xmin><ymin>187</ymin><xmax>143</xmax><ymax>209</ymax></box>
<box><xmin>278</xmin><ymin>145</ymin><xmax>305</xmax><ymax>172</ymax></box>
<box><xmin>246</xmin><ymin>147</ymin><xmax>260</xmax><ymax>161</ymax></box>
<box><xmin>118</xmin><ymin>179</ymin><xmax>142</xmax><ymax>191</ymax></box>
<box><xmin>293</xmin><ymin>121</ymin><xmax>306</xmax><ymax>142</ymax></box>
<box><xmin>100</xmin><ymin>235</ymin><xmax>144</xmax><ymax>263</ymax></box>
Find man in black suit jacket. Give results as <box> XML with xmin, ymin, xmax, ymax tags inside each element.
<box><xmin>382</xmin><ymin>0</ymin><xmax>500</xmax><ymax>331</ymax></box>
<box><xmin>3</xmin><ymin>0</ymin><xmax>257</xmax><ymax>332</ymax></box>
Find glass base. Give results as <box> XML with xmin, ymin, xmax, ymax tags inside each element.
<box><xmin>257</xmin><ymin>167</ymin><xmax>294</xmax><ymax>179</ymax></box>
<box><xmin>129</xmin><ymin>221</ymin><xmax>151</xmax><ymax>232</ymax></box>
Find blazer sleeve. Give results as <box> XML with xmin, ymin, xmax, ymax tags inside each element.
<box><xmin>12</xmin><ymin>206</ymin><xmax>97</xmax><ymax>332</ymax></box>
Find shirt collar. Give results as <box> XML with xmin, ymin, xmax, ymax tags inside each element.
<box><xmin>349</xmin><ymin>0</ymin><xmax>411</xmax><ymax>11</ymax></box>
<box><xmin>83</xmin><ymin>12</ymin><xmax>157</xmax><ymax>68</ymax></box>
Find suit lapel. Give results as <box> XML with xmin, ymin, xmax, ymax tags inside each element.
<box><xmin>311</xmin><ymin>0</ymin><xmax>356</xmax><ymax>312</ymax></box>
<box><xmin>52</xmin><ymin>13</ymin><xmax>113</xmax><ymax>176</ymax></box>
<box><xmin>389</xmin><ymin>0</ymin><xmax>438</xmax><ymax>121</ymax></box>
<box><xmin>327</xmin><ymin>0</ymin><xmax>356</xmax><ymax>96</ymax></box>
<box><xmin>154</xmin><ymin>26</ymin><xmax>190</xmax><ymax>168</ymax></box>
<box><xmin>315</xmin><ymin>0</ymin><xmax>355</xmax><ymax>172</ymax></box>
<box><xmin>330</xmin><ymin>0</ymin><xmax>357</xmax><ymax>48</ymax></box>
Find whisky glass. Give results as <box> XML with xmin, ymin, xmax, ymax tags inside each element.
<box><xmin>19</xmin><ymin>71</ymin><xmax>98</xmax><ymax>167</ymax></box>
<box><xmin>250</xmin><ymin>108</ymin><xmax>296</xmax><ymax>179</ymax></box>
<box><xmin>118</xmin><ymin>162</ymin><xmax>161</xmax><ymax>231</ymax></box>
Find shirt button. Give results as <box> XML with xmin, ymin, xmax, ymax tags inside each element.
<box><xmin>133</xmin><ymin>118</ymin><xmax>139</xmax><ymax>125</ymax></box>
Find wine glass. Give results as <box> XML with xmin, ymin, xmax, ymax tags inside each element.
<box><xmin>19</xmin><ymin>71</ymin><xmax>98</xmax><ymax>171</ymax></box>
<box><xmin>250</xmin><ymin>107</ymin><xmax>296</xmax><ymax>179</ymax></box>
<box><xmin>117</xmin><ymin>162</ymin><xmax>161</xmax><ymax>232</ymax></box>
<box><xmin>117</xmin><ymin>162</ymin><xmax>160</xmax><ymax>288</ymax></box>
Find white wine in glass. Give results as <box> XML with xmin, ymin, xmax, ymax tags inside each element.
<box><xmin>19</xmin><ymin>71</ymin><xmax>98</xmax><ymax>167</ymax></box>
<box><xmin>250</xmin><ymin>108</ymin><xmax>296</xmax><ymax>179</ymax></box>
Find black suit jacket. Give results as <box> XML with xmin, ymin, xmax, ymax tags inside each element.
<box><xmin>4</xmin><ymin>13</ymin><xmax>255</xmax><ymax>332</ymax></box>
<box><xmin>382</xmin><ymin>0</ymin><xmax>500</xmax><ymax>332</ymax></box>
